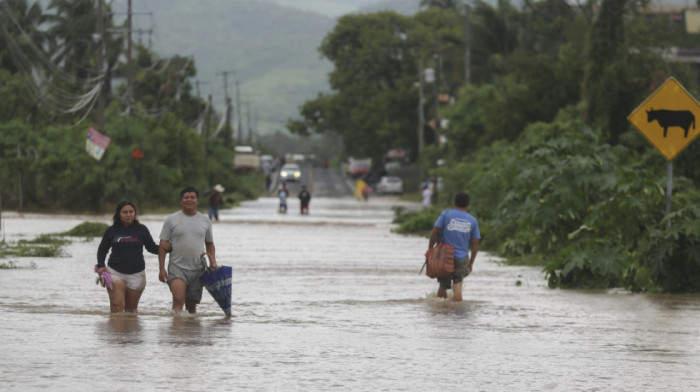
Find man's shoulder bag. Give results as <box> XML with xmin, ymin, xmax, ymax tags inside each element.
<box><xmin>420</xmin><ymin>213</ymin><xmax>455</xmax><ymax>279</ymax></box>
<box><xmin>424</xmin><ymin>243</ymin><xmax>455</xmax><ymax>278</ymax></box>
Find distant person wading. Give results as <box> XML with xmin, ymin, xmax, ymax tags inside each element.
<box><xmin>206</xmin><ymin>184</ymin><xmax>225</xmax><ymax>222</ymax></box>
<box><xmin>426</xmin><ymin>192</ymin><xmax>481</xmax><ymax>302</ymax></box>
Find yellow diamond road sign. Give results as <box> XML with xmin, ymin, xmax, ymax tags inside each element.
<box><xmin>628</xmin><ymin>77</ymin><xmax>700</xmax><ymax>161</ymax></box>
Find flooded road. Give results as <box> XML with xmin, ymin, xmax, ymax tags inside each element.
<box><xmin>1</xmin><ymin>196</ymin><xmax>700</xmax><ymax>391</ymax></box>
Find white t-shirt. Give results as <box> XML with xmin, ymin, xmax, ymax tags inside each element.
<box><xmin>159</xmin><ymin>211</ymin><xmax>213</xmax><ymax>270</ymax></box>
<box><xmin>422</xmin><ymin>187</ymin><xmax>432</xmax><ymax>206</ymax></box>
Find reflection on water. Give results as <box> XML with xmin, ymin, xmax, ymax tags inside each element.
<box><xmin>2</xmin><ymin>201</ymin><xmax>700</xmax><ymax>391</ymax></box>
<box><xmin>161</xmin><ymin>313</ymin><xmax>211</xmax><ymax>347</ymax></box>
<box><xmin>425</xmin><ymin>294</ymin><xmax>480</xmax><ymax>318</ymax></box>
<box><xmin>100</xmin><ymin>313</ymin><xmax>143</xmax><ymax>345</ymax></box>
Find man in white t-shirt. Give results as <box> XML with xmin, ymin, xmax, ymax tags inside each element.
<box><xmin>158</xmin><ymin>186</ymin><xmax>218</xmax><ymax>313</ymax></box>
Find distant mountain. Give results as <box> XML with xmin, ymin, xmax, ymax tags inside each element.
<box><xmin>358</xmin><ymin>0</ymin><xmax>421</xmax><ymax>15</ymax></box>
<box><xmin>110</xmin><ymin>0</ymin><xmax>334</xmax><ymax>136</ymax></box>
<box><xmin>121</xmin><ymin>0</ymin><xmax>421</xmax><ymax>136</ymax></box>
<box><xmin>269</xmin><ymin>0</ymin><xmax>421</xmax><ymax>17</ymax></box>
<box><xmin>268</xmin><ymin>0</ymin><xmax>388</xmax><ymax>17</ymax></box>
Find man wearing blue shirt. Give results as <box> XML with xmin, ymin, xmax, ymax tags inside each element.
<box><xmin>426</xmin><ymin>192</ymin><xmax>480</xmax><ymax>301</ymax></box>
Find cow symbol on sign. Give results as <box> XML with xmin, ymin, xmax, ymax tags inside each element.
<box><xmin>646</xmin><ymin>108</ymin><xmax>695</xmax><ymax>138</ymax></box>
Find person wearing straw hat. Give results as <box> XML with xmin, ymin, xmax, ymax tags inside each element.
<box><xmin>206</xmin><ymin>184</ymin><xmax>225</xmax><ymax>222</ymax></box>
<box><xmin>158</xmin><ymin>186</ymin><xmax>218</xmax><ymax>314</ymax></box>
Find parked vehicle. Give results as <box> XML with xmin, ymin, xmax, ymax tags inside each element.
<box><xmin>375</xmin><ymin>176</ymin><xmax>403</xmax><ymax>195</ymax></box>
<box><xmin>279</xmin><ymin>163</ymin><xmax>302</xmax><ymax>182</ymax></box>
<box><xmin>347</xmin><ymin>158</ymin><xmax>371</xmax><ymax>179</ymax></box>
<box><xmin>234</xmin><ymin>146</ymin><xmax>261</xmax><ymax>170</ymax></box>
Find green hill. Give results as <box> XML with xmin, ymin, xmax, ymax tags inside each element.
<box><xmin>126</xmin><ymin>0</ymin><xmax>335</xmax><ymax>136</ymax></box>
<box><xmin>124</xmin><ymin>0</ymin><xmax>423</xmax><ymax>136</ymax></box>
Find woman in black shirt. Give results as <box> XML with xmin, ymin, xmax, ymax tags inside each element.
<box><xmin>96</xmin><ymin>200</ymin><xmax>160</xmax><ymax>313</ymax></box>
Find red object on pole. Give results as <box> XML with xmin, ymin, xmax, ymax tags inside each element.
<box><xmin>131</xmin><ymin>147</ymin><xmax>144</xmax><ymax>159</ymax></box>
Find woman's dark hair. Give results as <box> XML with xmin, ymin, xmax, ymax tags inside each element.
<box><xmin>113</xmin><ymin>200</ymin><xmax>139</xmax><ymax>227</ymax></box>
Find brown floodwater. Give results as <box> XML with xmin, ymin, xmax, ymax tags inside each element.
<box><xmin>1</xmin><ymin>197</ymin><xmax>699</xmax><ymax>391</ymax></box>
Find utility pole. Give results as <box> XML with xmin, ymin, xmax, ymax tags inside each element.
<box><xmin>220</xmin><ymin>71</ymin><xmax>233</xmax><ymax>101</ymax></box>
<box><xmin>225</xmin><ymin>96</ymin><xmax>233</xmax><ymax>147</ymax></box>
<box><xmin>253</xmin><ymin>107</ymin><xmax>258</xmax><ymax>145</ymax></box>
<box><xmin>246</xmin><ymin>102</ymin><xmax>252</xmax><ymax>145</ymax></box>
<box><xmin>433</xmin><ymin>51</ymin><xmax>440</xmax><ymax>148</ymax></box>
<box><xmin>236</xmin><ymin>80</ymin><xmax>242</xmax><ymax>145</ymax></box>
<box><xmin>432</xmin><ymin>48</ymin><xmax>441</xmax><ymax>205</ymax></box>
<box><xmin>203</xmin><ymin>94</ymin><xmax>212</xmax><ymax>167</ymax></box>
<box><xmin>16</xmin><ymin>145</ymin><xmax>23</xmax><ymax>211</ymax></box>
<box><xmin>464</xmin><ymin>4</ymin><xmax>471</xmax><ymax>86</ymax></box>
<box><xmin>218</xmin><ymin>70</ymin><xmax>235</xmax><ymax>146</ymax></box>
<box><xmin>195</xmin><ymin>80</ymin><xmax>209</xmax><ymax>100</ymax></box>
<box><xmin>195</xmin><ymin>80</ymin><xmax>208</xmax><ymax>136</ymax></box>
<box><xmin>418</xmin><ymin>58</ymin><xmax>425</xmax><ymax>156</ymax></box>
<box><xmin>107</xmin><ymin>3</ymin><xmax>152</xmax><ymax>117</ymax></box>
<box><xmin>127</xmin><ymin>0</ymin><xmax>133</xmax><ymax>116</ymax></box>
<box><xmin>204</xmin><ymin>94</ymin><xmax>213</xmax><ymax>144</ymax></box>
<box><xmin>96</xmin><ymin>0</ymin><xmax>105</xmax><ymax>131</ymax></box>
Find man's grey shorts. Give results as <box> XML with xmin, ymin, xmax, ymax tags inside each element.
<box><xmin>438</xmin><ymin>256</ymin><xmax>471</xmax><ymax>289</ymax></box>
<box><xmin>167</xmin><ymin>264</ymin><xmax>205</xmax><ymax>303</ymax></box>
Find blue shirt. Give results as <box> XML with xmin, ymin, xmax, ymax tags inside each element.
<box><xmin>434</xmin><ymin>209</ymin><xmax>481</xmax><ymax>261</ymax></box>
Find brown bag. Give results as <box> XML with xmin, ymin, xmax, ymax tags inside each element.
<box><xmin>424</xmin><ymin>243</ymin><xmax>455</xmax><ymax>278</ymax></box>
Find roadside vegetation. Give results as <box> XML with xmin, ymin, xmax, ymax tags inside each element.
<box><xmin>0</xmin><ymin>222</ymin><xmax>109</xmax><ymax>264</ymax></box>
<box><xmin>2</xmin><ymin>1</ymin><xmax>699</xmax><ymax>292</ymax></box>
<box><xmin>292</xmin><ymin>0</ymin><xmax>700</xmax><ymax>292</ymax></box>
<box><xmin>0</xmin><ymin>2</ymin><xmax>265</xmax><ymax>213</ymax></box>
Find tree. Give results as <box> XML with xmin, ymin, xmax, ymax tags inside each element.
<box><xmin>118</xmin><ymin>45</ymin><xmax>201</xmax><ymax>123</ymax></box>
<box><xmin>289</xmin><ymin>8</ymin><xmax>472</xmax><ymax>161</ymax></box>
<box><xmin>469</xmin><ymin>0</ymin><xmax>521</xmax><ymax>83</ymax></box>
<box><xmin>581</xmin><ymin>0</ymin><xmax>669</xmax><ymax>145</ymax></box>
<box><xmin>45</xmin><ymin>0</ymin><xmax>100</xmax><ymax>85</ymax></box>
<box><xmin>0</xmin><ymin>0</ymin><xmax>50</xmax><ymax>124</ymax></box>
<box><xmin>0</xmin><ymin>0</ymin><xmax>47</xmax><ymax>73</ymax></box>
<box><xmin>288</xmin><ymin>11</ymin><xmax>418</xmax><ymax>161</ymax></box>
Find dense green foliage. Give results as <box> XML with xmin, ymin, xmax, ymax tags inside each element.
<box><xmin>396</xmin><ymin>109</ymin><xmax>700</xmax><ymax>292</ymax></box>
<box><xmin>0</xmin><ymin>100</ymin><xmax>248</xmax><ymax>211</ymax></box>
<box><xmin>58</xmin><ymin>222</ymin><xmax>109</xmax><ymax>238</ymax></box>
<box><xmin>0</xmin><ymin>0</ymin><xmax>265</xmax><ymax>212</ymax></box>
<box><xmin>302</xmin><ymin>1</ymin><xmax>700</xmax><ymax>292</ymax></box>
<box><xmin>0</xmin><ymin>221</ymin><xmax>111</xmax><ymax>260</ymax></box>
<box><xmin>287</xmin><ymin>7</ymin><xmax>470</xmax><ymax>161</ymax></box>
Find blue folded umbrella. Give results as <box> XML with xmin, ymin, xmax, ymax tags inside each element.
<box><xmin>199</xmin><ymin>256</ymin><xmax>232</xmax><ymax>317</ymax></box>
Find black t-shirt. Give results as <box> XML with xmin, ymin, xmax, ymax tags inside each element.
<box><xmin>97</xmin><ymin>223</ymin><xmax>159</xmax><ymax>274</ymax></box>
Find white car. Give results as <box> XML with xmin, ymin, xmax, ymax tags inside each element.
<box><xmin>279</xmin><ymin>163</ymin><xmax>302</xmax><ymax>182</ymax></box>
<box><xmin>375</xmin><ymin>176</ymin><xmax>403</xmax><ymax>195</ymax></box>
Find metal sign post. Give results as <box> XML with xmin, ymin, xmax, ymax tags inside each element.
<box><xmin>628</xmin><ymin>77</ymin><xmax>700</xmax><ymax>226</ymax></box>
<box><xmin>666</xmin><ymin>161</ymin><xmax>673</xmax><ymax>228</ymax></box>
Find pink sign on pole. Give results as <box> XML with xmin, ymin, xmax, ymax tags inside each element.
<box><xmin>86</xmin><ymin>126</ymin><xmax>111</xmax><ymax>161</ymax></box>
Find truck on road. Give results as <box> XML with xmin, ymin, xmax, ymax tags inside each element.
<box><xmin>234</xmin><ymin>146</ymin><xmax>261</xmax><ymax>170</ymax></box>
